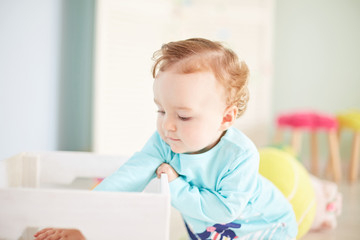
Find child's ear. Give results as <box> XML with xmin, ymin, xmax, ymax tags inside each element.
<box><xmin>220</xmin><ymin>105</ymin><xmax>238</xmax><ymax>131</ymax></box>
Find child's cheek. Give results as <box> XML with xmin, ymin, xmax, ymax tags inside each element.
<box><xmin>182</xmin><ymin>123</ymin><xmax>204</xmax><ymax>144</ymax></box>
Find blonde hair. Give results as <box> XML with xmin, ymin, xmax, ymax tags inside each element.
<box><xmin>152</xmin><ymin>38</ymin><xmax>249</xmax><ymax>118</ymax></box>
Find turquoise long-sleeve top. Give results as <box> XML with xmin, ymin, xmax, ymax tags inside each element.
<box><xmin>95</xmin><ymin>127</ymin><xmax>298</xmax><ymax>239</ymax></box>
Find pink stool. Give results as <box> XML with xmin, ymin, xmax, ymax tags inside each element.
<box><xmin>274</xmin><ymin>111</ymin><xmax>342</xmax><ymax>182</ymax></box>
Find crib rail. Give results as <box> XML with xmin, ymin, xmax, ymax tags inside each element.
<box><xmin>0</xmin><ymin>151</ymin><xmax>128</xmax><ymax>188</ymax></box>
<box><xmin>0</xmin><ymin>152</ymin><xmax>170</xmax><ymax>240</ymax></box>
<box><xmin>0</xmin><ymin>186</ymin><xmax>170</xmax><ymax>239</ymax></box>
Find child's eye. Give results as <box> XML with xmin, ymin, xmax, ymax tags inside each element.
<box><xmin>178</xmin><ymin>115</ymin><xmax>192</xmax><ymax>121</ymax></box>
<box><xmin>157</xmin><ymin>110</ymin><xmax>165</xmax><ymax>115</ymax></box>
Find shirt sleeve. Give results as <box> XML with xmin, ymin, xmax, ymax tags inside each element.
<box><xmin>94</xmin><ymin>132</ymin><xmax>168</xmax><ymax>192</ymax></box>
<box><xmin>169</xmin><ymin>148</ymin><xmax>260</xmax><ymax>223</ymax></box>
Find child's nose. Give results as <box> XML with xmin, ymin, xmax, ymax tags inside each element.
<box><xmin>163</xmin><ymin>116</ymin><xmax>176</xmax><ymax>132</ymax></box>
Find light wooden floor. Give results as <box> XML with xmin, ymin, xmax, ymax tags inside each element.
<box><xmin>302</xmin><ymin>180</ymin><xmax>360</xmax><ymax>240</ymax></box>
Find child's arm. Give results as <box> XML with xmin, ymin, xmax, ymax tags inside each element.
<box><xmin>94</xmin><ymin>132</ymin><xmax>167</xmax><ymax>192</ymax></box>
<box><xmin>94</xmin><ymin>151</ymin><xmax>164</xmax><ymax>192</ymax></box>
<box><xmin>167</xmin><ymin>149</ymin><xmax>259</xmax><ymax>224</ymax></box>
<box><xmin>34</xmin><ymin>228</ymin><xmax>85</xmax><ymax>240</ymax></box>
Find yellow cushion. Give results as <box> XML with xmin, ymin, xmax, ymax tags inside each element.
<box><xmin>259</xmin><ymin>148</ymin><xmax>316</xmax><ymax>239</ymax></box>
<box><xmin>337</xmin><ymin>110</ymin><xmax>360</xmax><ymax>130</ymax></box>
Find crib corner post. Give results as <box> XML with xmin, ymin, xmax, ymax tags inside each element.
<box><xmin>22</xmin><ymin>153</ymin><xmax>40</xmax><ymax>188</ymax></box>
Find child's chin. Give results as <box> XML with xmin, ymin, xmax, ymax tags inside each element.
<box><xmin>171</xmin><ymin>147</ymin><xmax>185</xmax><ymax>154</ymax></box>
<box><xmin>170</xmin><ymin>145</ymin><xmax>191</xmax><ymax>154</ymax></box>
<box><xmin>172</xmin><ymin>148</ymin><xmax>200</xmax><ymax>155</ymax></box>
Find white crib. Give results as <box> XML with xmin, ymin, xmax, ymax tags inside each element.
<box><xmin>0</xmin><ymin>151</ymin><xmax>172</xmax><ymax>240</ymax></box>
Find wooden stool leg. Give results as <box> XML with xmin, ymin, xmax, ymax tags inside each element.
<box><xmin>325</xmin><ymin>127</ymin><xmax>343</xmax><ymax>179</ymax></box>
<box><xmin>274</xmin><ymin>127</ymin><xmax>284</xmax><ymax>144</ymax></box>
<box><xmin>328</xmin><ymin>130</ymin><xmax>342</xmax><ymax>182</ymax></box>
<box><xmin>291</xmin><ymin>129</ymin><xmax>302</xmax><ymax>156</ymax></box>
<box><xmin>349</xmin><ymin>131</ymin><xmax>360</xmax><ymax>183</ymax></box>
<box><xmin>310</xmin><ymin>131</ymin><xmax>319</xmax><ymax>176</ymax></box>
<box><xmin>337</xmin><ymin>127</ymin><xmax>342</xmax><ymax>139</ymax></box>
<box><xmin>325</xmin><ymin>128</ymin><xmax>342</xmax><ymax>178</ymax></box>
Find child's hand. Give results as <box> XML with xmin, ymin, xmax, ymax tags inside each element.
<box><xmin>34</xmin><ymin>228</ymin><xmax>85</xmax><ymax>240</ymax></box>
<box><xmin>156</xmin><ymin>163</ymin><xmax>179</xmax><ymax>182</ymax></box>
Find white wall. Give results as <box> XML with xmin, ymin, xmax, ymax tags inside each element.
<box><xmin>0</xmin><ymin>0</ymin><xmax>94</xmax><ymax>160</ymax></box>
<box><xmin>273</xmin><ymin>0</ymin><xmax>360</xmax><ymax>117</ymax></box>
<box><xmin>0</xmin><ymin>0</ymin><xmax>61</xmax><ymax>159</ymax></box>
<box><xmin>272</xmin><ymin>0</ymin><xmax>360</xmax><ymax>159</ymax></box>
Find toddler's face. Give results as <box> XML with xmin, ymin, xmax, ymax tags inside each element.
<box><xmin>153</xmin><ymin>67</ymin><xmax>228</xmax><ymax>154</ymax></box>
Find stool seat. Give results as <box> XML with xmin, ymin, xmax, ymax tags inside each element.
<box><xmin>337</xmin><ymin>110</ymin><xmax>360</xmax><ymax>130</ymax></box>
<box><xmin>278</xmin><ymin>112</ymin><xmax>337</xmax><ymax>130</ymax></box>
<box><xmin>336</xmin><ymin>110</ymin><xmax>360</xmax><ymax>183</ymax></box>
<box><xmin>275</xmin><ymin>111</ymin><xmax>341</xmax><ymax>182</ymax></box>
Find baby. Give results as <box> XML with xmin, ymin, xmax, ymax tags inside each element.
<box><xmin>34</xmin><ymin>38</ymin><xmax>297</xmax><ymax>240</ymax></box>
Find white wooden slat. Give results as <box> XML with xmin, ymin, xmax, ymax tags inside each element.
<box><xmin>0</xmin><ymin>151</ymin><xmax>170</xmax><ymax>240</ymax></box>
<box><xmin>36</xmin><ymin>151</ymin><xmax>128</xmax><ymax>186</ymax></box>
<box><xmin>0</xmin><ymin>187</ymin><xmax>170</xmax><ymax>240</ymax></box>
<box><xmin>0</xmin><ymin>152</ymin><xmax>129</xmax><ymax>188</ymax></box>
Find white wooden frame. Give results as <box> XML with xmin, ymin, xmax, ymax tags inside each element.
<box><xmin>0</xmin><ymin>152</ymin><xmax>170</xmax><ymax>240</ymax></box>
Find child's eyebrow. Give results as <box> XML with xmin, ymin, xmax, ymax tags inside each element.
<box><xmin>175</xmin><ymin>106</ymin><xmax>193</xmax><ymax>111</ymax></box>
<box><xmin>153</xmin><ymin>99</ymin><xmax>192</xmax><ymax>111</ymax></box>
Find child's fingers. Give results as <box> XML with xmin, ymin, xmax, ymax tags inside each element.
<box><xmin>34</xmin><ymin>228</ymin><xmax>55</xmax><ymax>239</ymax></box>
<box><xmin>34</xmin><ymin>228</ymin><xmax>57</xmax><ymax>240</ymax></box>
<box><xmin>156</xmin><ymin>163</ymin><xmax>169</xmax><ymax>178</ymax></box>
<box><xmin>156</xmin><ymin>167</ymin><xmax>164</xmax><ymax>178</ymax></box>
<box><xmin>34</xmin><ymin>228</ymin><xmax>53</xmax><ymax>237</ymax></box>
